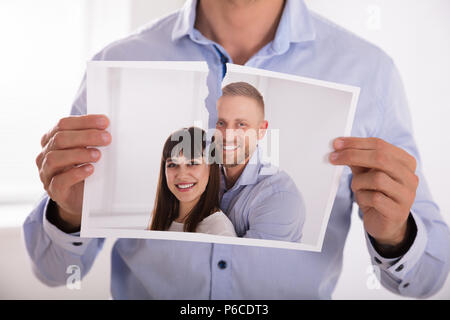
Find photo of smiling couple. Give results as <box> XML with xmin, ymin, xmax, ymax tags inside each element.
<box><xmin>147</xmin><ymin>81</ymin><xmax>305</xmax><ymax>243</ymax></box>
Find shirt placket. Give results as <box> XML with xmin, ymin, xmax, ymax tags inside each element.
<box><xmin>195</xmin><ymin>42</ymin><xmax>232</xmax><ymax>299</ymax></box>
<box><xmin>200</xmin><ymin>39</ymin><xmax>275</xmax><ymax>299</ymax></box>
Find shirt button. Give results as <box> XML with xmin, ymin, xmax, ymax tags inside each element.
<box><xmin>72</xmin><ymin>242</ymin><xmax>83</xmax><ymax>246</ymax></box>
<box><xmin>374</xmin><ymin>257</ymin><xmax>382</xmax><ymax>264</ymax></box>
<box><xmin>217</xmin><ymin>260</ymin><xmax>227</xmax><ymax>269</ymax></box>
<box><xmin>395</xmin><ymin>264</ymin><xmax>404</xmax><ymax>272</ymax></box>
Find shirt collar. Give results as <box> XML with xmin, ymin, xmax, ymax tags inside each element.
<box><xmin>238</xmin><ymin>147</ymin><xmax>262</xmax><ymax>186</ymax></box>
<box><xmin>221</xmin><ymin>146</ymin><xmax>263</xmax><ymax>192</ymax></box>
<box><xmin>171</xmin><ymin>0</ymin><xmax>316</xmax><ymax>51</ymax></box>
<box><xmin>171</xmin><ymin>0</ymin><xmax>197</xmax><ymax>42</ymax></box>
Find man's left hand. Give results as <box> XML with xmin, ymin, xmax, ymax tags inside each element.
<box><xmin>329</xmin><ymin>137</ymin><xmax>419</xmax><ymax>248</ymax></box>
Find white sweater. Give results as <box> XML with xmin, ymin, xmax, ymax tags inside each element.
<box><xmin>168</xmin><ymin>211</ymin><xmax>237</xmax><ymax>237</ymax></box>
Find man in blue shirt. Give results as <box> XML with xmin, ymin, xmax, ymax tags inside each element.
<box><xmin>26</xmin><ymin>0</ymin><xmax>450</xmax><ymax>299</ymax></box>
<box><xmin>215</xmin><ymin>81</ymin><xmax>305</xmax><ymax>241</ymax></box>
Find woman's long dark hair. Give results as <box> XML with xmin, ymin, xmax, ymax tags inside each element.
<box><xmin>149</xmin><ymin>127</ymin><xmax>221</xmax><ymax>232</ymax></box>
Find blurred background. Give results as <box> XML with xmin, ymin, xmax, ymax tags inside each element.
<box><xmin>0</xmin><ymin>0</ymin><xmax>449</xmax><ymax>299</ymax></box>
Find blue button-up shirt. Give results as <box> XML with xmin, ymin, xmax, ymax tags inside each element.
<box><xmin>220</xmin><ymin>146</ymin><xmax>305</xmax><ymax>242</ymax></box>
<box><xmin>23</xmin><ymin>0</ymin><xmax>450</xmax><ymax>299</ymax></box>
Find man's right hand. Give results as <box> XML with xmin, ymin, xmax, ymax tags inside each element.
<box><xmin>35</xmin><ymin>114</ymin><xmax>111</xmax><ymax>231</ymax></box>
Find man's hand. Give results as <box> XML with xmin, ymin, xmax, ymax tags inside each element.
<box><xmin>35</xmin><ymin>114</ymin><xmax>111</xmax><ymax>230</ymax></box>
<box><xmin>329</xmin><ymin>137</ymin><xmax>419</xmax><ymax>251</ymax></box>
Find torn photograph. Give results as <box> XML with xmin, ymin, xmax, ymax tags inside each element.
<box><xmin>81</xmin><ymin>61</ymin><xmax>359</xmax><ymax>251</ymax></box>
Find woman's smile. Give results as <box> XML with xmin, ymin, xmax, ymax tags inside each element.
<box><xmin>223</xmin><ymin>144</ymin><xmax>239</xmax><ymax>152</ymax></box>
<box><xmin>175</xmin><ymin>182</ymin><xmax>197</xmax><ymax>192</ymax></box>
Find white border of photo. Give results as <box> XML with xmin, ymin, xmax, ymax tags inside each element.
<box><xmin>81</xmin><ymin>61</ymin><xmax>359</xmax><ymax>252</ymax></box>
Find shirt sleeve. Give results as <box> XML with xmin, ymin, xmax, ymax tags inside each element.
<box><xmin>22</xmin><ymin>194</ymin><xmax>105</xmax><ymax>286</ymax></box>
<box><xmin>243</xmin><ymin>190</ymin><xmax>306</xmax><ymax>243</ymax></box>
<box><xmin>363</xmin><ymin>209</ymin><xmax>432</xmax><ymax>295</ymax></box>
<box><xmin>359</xmin><ymin>56</ymin><xmax>450</xmax><ymax>298</ymax></box>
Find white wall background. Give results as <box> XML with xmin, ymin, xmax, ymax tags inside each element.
<box><xmin>0</xmin><ymin>0</ymin><xmax>448</xmax><ymax>299</ymax></box>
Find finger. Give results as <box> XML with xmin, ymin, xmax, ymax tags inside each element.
<box><xmin>330</xmin><ymin>148</ymin><xmax>411</xmax><ymax>183</ymax></box>
<box><xmin>41</xmin><ymin>114</ymin><xmax>109</xmax><ymax>147</ymax></box>
<box><xmin>349</xmin><ymin>165</ymin><xmax>367</xmax><ymax>176</ymax></box>
<box><xmin>334</xmin><ymin>137</ymin><xmax>383</xmax><ymax>150</ymax></box>
<box><xmin>44</xmin><ymin>129</ymin><xmax>111</xmax><ymax>152</ymax></box>
<box><xmin>35</xmin><ymin>151</ymin><xmax>45</xmax><ymax>171</ymax></box>
<box><xmin>47</xmin><ymin>164</ymin><xmax>94</xmax><ymax>201</ymax></box>
<box><xmin>39</xmin><ymin>148</ymin><xmax>101</xmax><ymax>187</ymax></box>
<box><xmin>333</xmin><ymin>137</ymin><xmax>417</xmax><ymax>172</ymax></box>
<box><xmin>351</xmin><ymin>170</ymin><xmax>404</xmax><ymax>204</ymax></box>
<box><xmin>354</xmin><ymin>190</ymin><xmax>400</xmax><ymax>220</ymax></box>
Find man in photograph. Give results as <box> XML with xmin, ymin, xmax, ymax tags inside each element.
<box><xmin>25</xmin><ymin>0</ymin><xmax>450</xmax><ymax>299</ymax></box>
<box><xmin>214</xmin><ymin>81</ymin><xmax>305</xmax><ymax>241</ymax></box>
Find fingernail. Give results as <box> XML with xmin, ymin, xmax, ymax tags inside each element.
<box><xmin>334</xmin><ymin>139</ymin><xmax>344</xmax><ymax>149</ymax></box>
<box><xmin>97</xmin><ymin>117</ymin><xmax>107</xmax><ymax>127</ymax></box>
<box><xmin>90</xmin><ymin>149</ymin><xmax>100</xmax><ymax>159</ymax></box>
<box><xmin>330</xmin><ymin>152</ymin><xmax>339</xmax><ymax>161</ymax></box>
<box><xmin>84</xmin><ymin>165</ymin><xmax>93</xmax><ymax>172</ymax></box>
<box><xmin>101</xmin><ymin>132</ymin><xmax>110</xmax><ymax>143</ymax></box>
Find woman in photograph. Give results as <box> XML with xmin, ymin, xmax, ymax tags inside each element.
<box><xmin>147</xmin><ymin>126</ymin><xmax>237</xmax><ymax>237</ymax></box>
